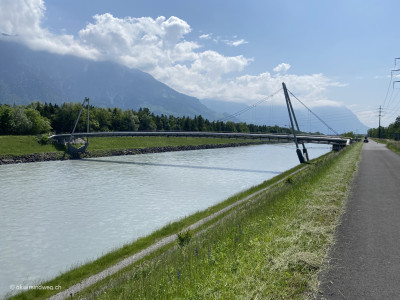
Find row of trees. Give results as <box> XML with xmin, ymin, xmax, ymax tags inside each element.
<box><xmin>367</xmin><ymin>116</ymin><xmax>400</xmax><ymax>140</ymax></box>
<box><xmin>0</xmin><ymin>105</ymin><xmax>52</xmax><ymax>135</ymax></box>
<box><xmin>0</xmin><ymin>101</ymin><xmax>294</xmax><ymax>135</ymax></box>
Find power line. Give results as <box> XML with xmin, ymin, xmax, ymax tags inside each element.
<box><xmin>386</xmin><ymin>69</ymin><xmax>400</xmax><ymax>109</ymax></box>
<box><xmin>378</xmin><ymin>106</ymin><xmax>383</xmax><ymax>138</ymax></box>
<box><xmin>382</xmin><ymin>71</ymin><xmax>395</xmax><ymax>109</ymax></box>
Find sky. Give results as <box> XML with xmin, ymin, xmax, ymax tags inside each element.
<box><xmin>1</xmin><ymin>0</ymin><xmax>400</xmax><ymax>128</ymax></box>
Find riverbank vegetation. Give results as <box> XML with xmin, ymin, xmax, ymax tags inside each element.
<box><xmin>7</xmin><ymin>142</ymin><xmax>362</xmax><ymax>300</ymax></box>
<box><xmin>368</xmin><ymin>116</ymin><xmax>400</xmax><ymax>140</ymax></box>
<box><xmin>386</xmin><ymin>140</ymin><xmax>400</xmax><ymax>154</ymax></box>
<box><xmin>0</xmin><ymin>102</ymin><xmax>295</xmax><ymax>135</ymax></box>
<box><xmin>374</xmin><ymin>138</ymin><xmax>400</xmax><ymax>155</ymax></box>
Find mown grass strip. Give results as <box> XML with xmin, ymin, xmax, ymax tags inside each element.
<box><xmin>71</xmin><ymin>143</ymin><xmax>362</xmax><ymax>299</ymax></box>
<box><xmin>87</xmin><ymin>136</ymin><xmax>262</xmax><ymax>151</ymax></box>
<box><xmin>0</xmin><ymin>135</ymin><xmax>262</xmax><ymax>156</ymax></box>
<box><xmin>0</xmin><ymin>136</ymin><xmax>61</xmax><ymax>155</ymax></box>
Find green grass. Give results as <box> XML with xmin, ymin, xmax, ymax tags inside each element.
<box><xmin>0</xmin><ymin>136</ymin><xmax>62</xmax><ymax>155</ymax></box>
<box><xmin>72</xmin><ymin>143</ymin><xmax>362</xmax><ymax>299</ymax></box>
<box><xmin>87</xmin><ymin>136</ymin><xmax>261</xmax><ymax>151</ymax></box>
<box><xmin>386</xmin><ymin>140</ymin><xmax>400</xmax><ymax>154</ymax></box>
<box><xmin>371</xmin><ymin>138</ymin><xmax>400</xmax><ymax>155</ymax></box>
<box><xmin>0</xmin><ymin>135</ymin><xmax>261</xmax><ymax>157</ymax></box>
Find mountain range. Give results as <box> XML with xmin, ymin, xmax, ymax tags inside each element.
<box><xmin>0</xmin><ymin>40</ymin><xmax>220</xmax><ymax>120</ymax></box>
<box><xmin>0</xmin><ymin>39</ymin><xmax>369</xmax><ymax>134</ymax></box>
<box><xmin>201</xmin><ymin>99</ymin><xmax>369</xmax><ymax>134</ymax></box>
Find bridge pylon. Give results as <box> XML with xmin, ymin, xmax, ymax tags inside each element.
<box><xmin>282</xmin><ymin>82</ymin><xmax>309</xmax><ymax>164</ymax></box>
<box><xmin>67</xmin><ymin>97</ymin><xmax>90</xmax><ymax>154</ymax></box>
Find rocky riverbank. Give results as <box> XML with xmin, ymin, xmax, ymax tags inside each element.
<box><xmin>0</xmin><ymin>142</ymin><xmax>265</xmax><ymax>165</ymax></box>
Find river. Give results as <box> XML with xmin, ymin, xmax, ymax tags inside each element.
<box><xmin>0</xmin><ymin>143</ymin><xmax>331</xmax><ymax>297</ymax></box>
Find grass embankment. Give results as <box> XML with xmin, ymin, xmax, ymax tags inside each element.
<box><xmin>7</xmin><ymin>153</ymin><xmax>308</xmax><ymax>300</ymax></box>
<box><xmin>387</xmin><ymin>140</ymin><xmax>400</xmax><ymax>154</ymax></box>
<box><xmin>0</xmin><ymin>135</ymin><xmax>263</xmax><ymax>156</ymax></box>
<box><xmin>0</xmin><ymin>135</ymin><xmax>61</xmax><ymax>155</ymax></box>
<box><xmin>372</xmin><ymin>138</ymin><xmax>400</xmax><ymax>155</ymax></box>
<box><xmin>9</xmin><ymin>142</ymin><xmax>362</xmax><ymax>300</ymax></box>
<box><xmin>81</xmin><ymin>143</ymin><xmax>361</xmax><ymax>299</ymax></box>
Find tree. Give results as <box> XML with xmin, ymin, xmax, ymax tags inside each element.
<box><xmin>342</xmin><ymin>131</ymin><xmax>356</xmax><ymax>139</ymax></box>
<box><xmin>0</xmin><ymin>105</ymin><xmax>15</xmax><ymax>134</ymax></box>
<box><xmin>121</xmin><ymin>110</ymin><xmax>139</xmax><ymax>131</ymax></box>
<box><xmin>224</xmin><ymin>121</ymin><xmax>237</xmax><ymax>132</ymax></box>
<box><xmin>13</xmin><ymin>107</ymin><xmax>32</xmax><ymax>134</ymax></box>
<box><xmin>93</xmin><ymin>108</ymin><xmax>112</xmax><ymax>131</ymax></box>
<box><xmin>195</xmin><ymin>115</ymin><xmax>205</xmax><ymax>131</ymax></box>
<box><xmin>25</xmin><ymin>108</ymin><xmax>51</xmax><ymax>134</ymax></box>
<box><xmin>111</xmin><ymin>108</ymin><xmax>123</xmax><ymax>131</ymax></box>
<box><xmin>54</xmin><ymin>102</ymin><xmax>82</xmax><ymax>133</ymax></box>
<box><xmin>138</xmin><ymin>108</ymin><xmax>156</xmax><ymax>131</ymax></box>
<box><xmin>236</xmin><ymin>122</ymin><xmax>249</xmax><ymax>133</ymax></box>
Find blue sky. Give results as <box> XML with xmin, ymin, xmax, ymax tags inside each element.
<box><xmin>1</xmin><ymin>0</ymin><xmax>400</xmax><ymax>127</ymax></box>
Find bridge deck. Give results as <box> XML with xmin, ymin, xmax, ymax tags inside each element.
<box><xmin>51</xmin><ymin>131</ymin><xmax>349</xmax><ymax>145</ymax></box>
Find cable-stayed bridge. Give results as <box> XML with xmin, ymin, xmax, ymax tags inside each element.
<box><xmin>50</xmin><ymin>83</ymin><xmax>351</xmax><ymax>163</ymax></box>
<box><xmin>51</xmin><ymin>131</ymin><xmax>349</xmax><ymax>147</ymax></box>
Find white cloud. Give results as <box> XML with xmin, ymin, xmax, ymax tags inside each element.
<box><xmin>273</xmin><ymin>63</ymin><xmax>291</xmax><ymax>73</ymax></box>
<box><xmin>0</xmin><ymin>0</ymin><xmax>45</xmax><ymax>36</ymax></box>
<box><xmin>223</xmin><ymin>39</ymin><xmax>248</xmax><ymax>47</ymax></box>
<box><xmin>0</xmin><ymin>0</ymin><xmax>345</xmax><ymax>108</ymax></box>
<box><xmin>199</xmin><ymin>33</ymin><xmax>212</xmax><ymax>40</ymax></box>
<box><xmin>0</xmin><ymin>0</ymin><xmax>99</xmax><ymax>59</ymax></box>
<box><xmin>353</xmin><ymin>109</ymin><xmax>377</xmax><ymax>128</ymax></box>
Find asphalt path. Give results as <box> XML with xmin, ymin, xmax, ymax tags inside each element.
<box><xmin>318</xmin><ymin>141</ymin><xmax>400</xmax><ymax>299</ymax></box>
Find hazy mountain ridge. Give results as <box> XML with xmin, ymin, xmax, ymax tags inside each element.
<box><xmin>0</xmin><ymin>40</ymin><xmax>220</xmax><ymax>120</ymax></box>
<box><xmin>201</xmin><ymin>99</ymin><xmax>369</xmax><ymax>134</ymax></box>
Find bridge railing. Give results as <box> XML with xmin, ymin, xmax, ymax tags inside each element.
<box><xmin>51</xmin><ymin>131</ymin><xmax>349</xmax><ymax>147</ymax></box>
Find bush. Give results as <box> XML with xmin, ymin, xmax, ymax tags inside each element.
<box><xmin>37</xmin><ymin>135</ymin><xmax>53</xmax><ymax>145</ymax></box>
<box><xmin>285</xmin><ymin>176</ymin><xmax>294</xmax><ymax>184</ymax></box>
<box><xmin>177</xmin><ymin>230</ymin><xmax>192</xmax><ymax>247</ymax></box>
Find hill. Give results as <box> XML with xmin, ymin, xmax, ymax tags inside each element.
<box><xmin>0</xmin><ymin>40</ymin><xmax>220</xmax><ymax>120</ymax></box>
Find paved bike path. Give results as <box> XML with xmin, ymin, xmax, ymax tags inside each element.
<box><xmin>318</xmin><ymin>142</ymin><xmax>400</xmax><ymax>299</ymax></box>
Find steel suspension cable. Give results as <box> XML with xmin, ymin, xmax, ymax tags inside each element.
<box><xmin>288</xmin><ymin>90</ymin><xmax>339</xmax><ymax>136</ymax></box>
<box><xmin>218</xmin><ymin>88</ymin><xmax>283</xmax><ymax>122</ymax></box>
